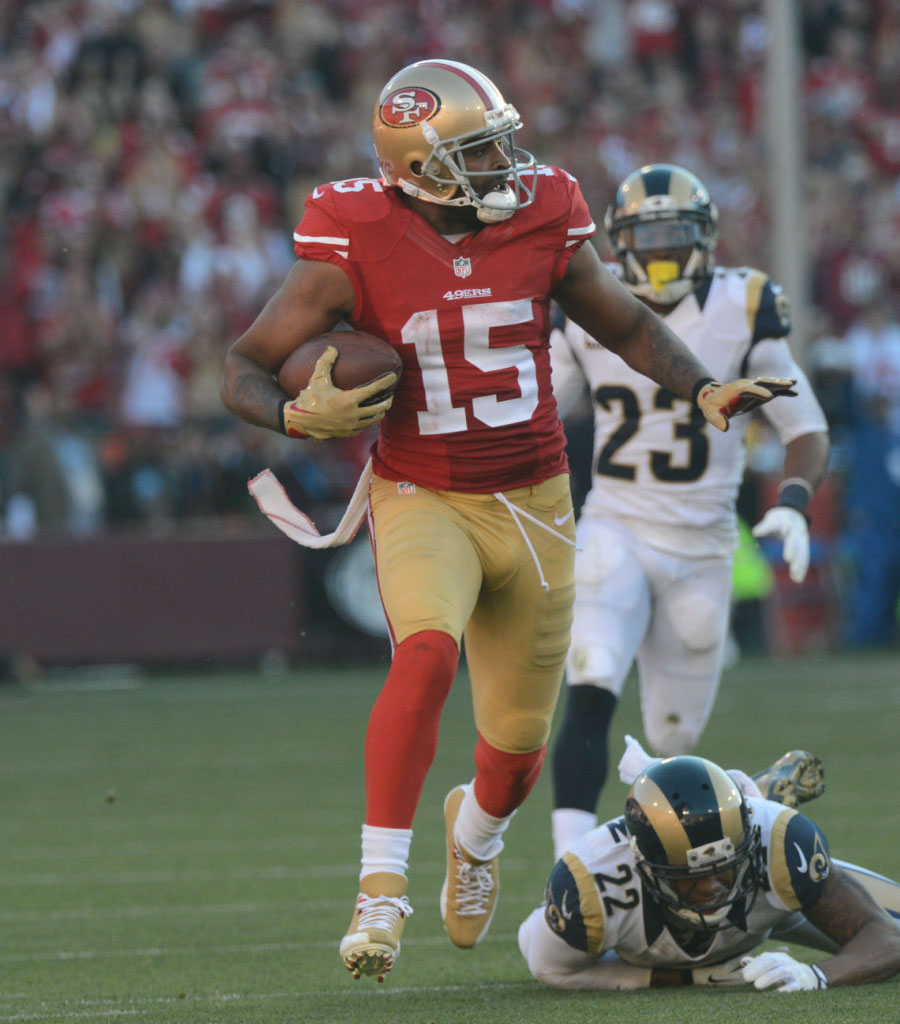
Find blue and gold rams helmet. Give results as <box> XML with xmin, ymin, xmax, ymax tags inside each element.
<box><xmin>624</xmin><ymin>756</ymin><xmax>763</xmax><ymax>932</ymax></box>
<box><xmin>604</xmin><ymin>163</ymin><xmax>718</xmax><ymax>305</ymax></box>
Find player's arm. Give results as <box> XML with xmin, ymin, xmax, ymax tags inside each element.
<box><xmin>799</xmin><ymin>865</ymin><xmax>900</xmax><ymax>986</ymax></box>
<box><xmin>749</xmin><ymin>335</ymin><xmax>830</xmax><ymax>498</ymax></box>
<box><xmin>719</xmin><ymin>803</ymin><xmax>900</xmax><ymax>992</ymax></box>
<box><xmin>748</xmin><ymin>429</ymin><xmax>830</xmax><ymax>582</ymax></box>
<box><xmin>553</xmin><ymin>242</ymin><xmax>709</xmax><ymax>401</ymax></box>
<box><xmin>781</xmin><ymin>430</ymin><xmax>830</xmax><ymax>496</ymax></box>
<box><xmin>220</xmin><ymin>258</ymin><xmax>355</xmax><ymax>433</ymax></box>
<box><xmin>749</xmin><ymin>339</ymin><xmax>831</xmax><ymax>581</ymax></box>
<box><xmin>553</xmin><ymin>243</ymin><xmax>775</xmax><ymax>431</ymax></box>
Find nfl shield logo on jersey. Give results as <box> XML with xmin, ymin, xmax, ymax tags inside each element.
<box><xmin>453</xmin><ymin>256</ymin><xmax>472</xmax><ymax>278</ymax></box>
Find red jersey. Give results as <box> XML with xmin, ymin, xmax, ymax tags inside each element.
<box><xmin>293</xmin><ymin>169</ymin><xmax>595</xmax><ymax>491</ymax></box>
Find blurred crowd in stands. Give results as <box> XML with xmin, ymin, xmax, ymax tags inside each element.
<box><xmin>0</xmin><ymin>0</ymin><xmax>898</xmax><ymax>645</ymax></box>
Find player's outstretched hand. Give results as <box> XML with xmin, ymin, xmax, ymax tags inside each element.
<box><xmin>752</xmin><ymin>506</ymin><xmax>810</xmax><ymax>583</ymax></box>
<box><xmin>741</xmin><ymin>951</ymin><xmax>827</xmax><ymax>992</ymax></box>
<box><xmin>697</xmin><ymin>377</ymin><xmax>797</xmax><ymax>432</ymax></box>
<box><xmin>281</xmin><ymin>346</ymin><xmax>397</xmax><ymax>439</ymax></box>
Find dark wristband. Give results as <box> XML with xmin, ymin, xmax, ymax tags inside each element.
<box><xmin>776</xmin><ymin>480</ymin><xmax>812</xmax><ymax>522</ymax></box>
<box><xmin>691</xmin><ymin>377</ymin><xmax>715</xmax><ymax>404</ymax></box>
<box><xmin>278</xmin><ymin>398</ymin><xmax>288</xmax><ymax>435</ymax></box>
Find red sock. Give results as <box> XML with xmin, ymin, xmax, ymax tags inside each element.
<box><xmin>365</xmin><ymin>630</ymin><xmax>459</xmax><ymax>828</ymax></box>
<box><xmin>473</xmin><ymin>735</ymin><xmax>546</xmax><ymax>818</ymax></box>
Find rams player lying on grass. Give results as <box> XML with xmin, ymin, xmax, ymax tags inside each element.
<box><xmin>519</xmin><ymin>742</ymin><xmax>900</xmax><ymax>991</ymax></box>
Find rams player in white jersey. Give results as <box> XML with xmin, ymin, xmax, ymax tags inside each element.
<box><xmin>549</xmin><ymin>164</ymin><xmax>830</xmax><ymax>862</ymax></box>
<box><xmin>521</xmin><ymin>752</ymin><xmax>900</xmax><ymax>991</ymax></box>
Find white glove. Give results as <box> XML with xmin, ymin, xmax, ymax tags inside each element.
<box><xmin>741</xmin><ymin>951</ymin><xmax>827</xmax><ymax>992</ymax></box>
<box><xmin>618</xmin><ymin>735</ymin><xmax>661</xmax><ymax>785</ymax></box>
<box><xmin>692</xmin><ymin>955</ymin><xmax>749</xmax><ymax>986</ymax></box>
<box><xmin>751</xmin><ymin>506</ymin><xmax>810</xmax><ymax>584</ymax></box>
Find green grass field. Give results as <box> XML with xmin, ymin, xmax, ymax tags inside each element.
<box><xmin>1</xmin><ymin>649</ymin><xmax>898</xmax><ymax>1024</ymax></box>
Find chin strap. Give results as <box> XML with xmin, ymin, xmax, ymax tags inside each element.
<box><xmin>399</xmin><ymin>177</ymin><xmax>517</xmax><ymax>222</ymax></box>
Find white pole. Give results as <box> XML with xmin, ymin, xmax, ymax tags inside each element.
<box><xmin>764</xmin><ymin>0</ymin><xmax>809</xmax><ymax>366</ymax></box>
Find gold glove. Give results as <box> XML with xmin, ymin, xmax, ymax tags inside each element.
<box><xmin>696</xmin><ymin>377</ymin><xmax>796</xmax><ymax>432</ymax></box>
<box><xmin>281</xmin><ymin>346</ymin><xmax>397</xmax><ymax>440</ymax></box>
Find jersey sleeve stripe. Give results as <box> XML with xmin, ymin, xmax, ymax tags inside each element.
<box><xmin>744</xmin><ymin>269</ymin><xmax>767</xmax><ymax>337</ymax></box>
<box><xmin>768</xmin><ymin>807</ymin><xmax>802</xmax><ymax>910</ymax></box>
<box><xmin>567</xmin><ymin>223</ymin><xmax>596</xmax><ymax>237</ymax></box>
<box><xmin>294</xmin><ymin>232</ymin><xmax>350</xmax><ymax>246</ymax></box>
<box><xmin>561</xmin><ymin>851</ymin><xmax>606</xmax><ymax>953</ymax></box>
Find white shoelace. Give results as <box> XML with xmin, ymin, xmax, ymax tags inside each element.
<box><xmin>355</xmin><ymin>893</ymin><xmax>413</xmax><ymax>933</ymax></box>
<box><xmin>492</xmin><ymin>491</ymin><xmax>578</xmax><ymax>592</ymax></box>
<box><xmin>453</xmin><ymin>858</ymin><xmax>495</xmax><ymax>916</ymax></box>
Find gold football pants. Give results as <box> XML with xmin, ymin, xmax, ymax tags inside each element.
<box><xmin>368</xmin><ymin>472</ymin><xmax>576</xmax><ymax>754</ymax></box>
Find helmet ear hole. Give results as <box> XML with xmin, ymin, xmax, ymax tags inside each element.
<box><xmin>410</xmin><ymin>160</ymin><xmax>424</xmax><ymax>177</ymax></box>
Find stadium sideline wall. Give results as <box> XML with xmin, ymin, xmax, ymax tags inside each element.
<box><xmin>0</xmin><ymin>533</ymin><xmax>388</xmax><ymax>669</ymax></box>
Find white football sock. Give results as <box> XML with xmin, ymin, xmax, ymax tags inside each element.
<box><xmin>359</xmin><ymin>824</ymin><xmax>413</xmax><ymax>880</ymax></box>
<box><xmin>551</xmin><ymin>808</ymin><xmax>597</xmax><ymax>862</ymax></box>
<box><xmin>454</xmin><ymin>782</ymin><xmax>512</xmax><ymax>861</ymax></box>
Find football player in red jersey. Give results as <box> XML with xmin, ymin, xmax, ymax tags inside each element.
<box><xmin>220</xmin><ymin>59</ymin><xmax>792</xmax><ymax>982</ymax></box>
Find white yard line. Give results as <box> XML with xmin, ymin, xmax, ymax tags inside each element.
<box><xmin>0</xmin><ymin>930</ymin><xmax>519</xmax><ymax>965</ymax></box>
<box><xmin>0</xmin><ymin>857</ymin><xmax>533</xmax><ymax>887</ymax></box>
<box><xmin>0</xmin><ymin>980</ymin><xmax>536</xmax><ymax>1021</ymax></box>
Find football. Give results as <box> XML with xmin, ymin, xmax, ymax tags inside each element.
<box><xmin>278</xmin><ymin>331</ymin><xmax>401</xmax><ymax>406</ymax></box>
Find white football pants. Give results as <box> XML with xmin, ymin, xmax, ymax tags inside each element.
<box><xmin>566</xmin><ymin>515</ymin><xmax>733</xmax><ymax>757</ymax></box>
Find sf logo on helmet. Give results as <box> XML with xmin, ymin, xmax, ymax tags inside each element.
<box><xmin>380</xmin><ymin>87</ymin><xmax>440</xmax><ymax>127</ymax></box>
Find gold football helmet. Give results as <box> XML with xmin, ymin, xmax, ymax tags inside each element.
<box><xmin>605</xmin><ymin>163</ymin><xmax>718</xmax><ymax>305</ymax></box>
<box><xmin>625</xmin><ymin>756</ymin><xmax>763</xmax><ymax>932</ymax></box>
<box><xmin>372</xmin><ymin>59</ymin><xmax>537</xmax><ymax>223</ymax></box>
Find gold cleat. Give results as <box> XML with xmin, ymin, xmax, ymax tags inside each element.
<box><xmin>339</xmin><ymin>872</ymin><xmax>412</xmax><ymax>981</ymax></box>
<box><xmin>440</xmin><ymin>786</ymin><xmax>500</xmax><ymax>948</ymax></box>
